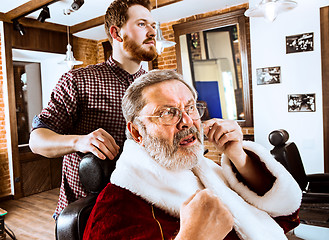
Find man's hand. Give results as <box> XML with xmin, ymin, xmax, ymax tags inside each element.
<box><xmin>74</xmin><ymin>128</ymin><xmax>120</xmax><ymax>160</ymax></box>
<box><xmin>202</xmin><ymin>119</ymin><xmax>275</xmax><ymax>194</ymax></box>
<box><xmin>202</xmin><ymin>119</ymin><xmax>245</xmax><ymax>164</ymax></box>
<box><xmin>175</xmin><ymin>189</ymin><xmax>234</xmax><ymax>240</ymax></box>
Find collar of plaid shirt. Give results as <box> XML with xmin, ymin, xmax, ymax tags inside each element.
<box><xmin>106</xmin><ymin>55</ymin><xmax>146</xmax><ymax>87</ymax></box>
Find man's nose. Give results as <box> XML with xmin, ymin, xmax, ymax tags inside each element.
<box><xmin>177</xmin><ymin>111</ymin><xmax>194</xmax><ymax>130</ymax></box>
<box><xmin>147</xmin><ymin>25</ymin><xmax>156</xmax><ymax>38</ymax></box>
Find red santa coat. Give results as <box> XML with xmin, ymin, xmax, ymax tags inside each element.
<box><xmin>83</xmin><ymin>183</ymin><xmax>299</xmax><ymax>240</ymax></box>
<box><xmin>83</xmin><ymin>140</ymin><xmax>302</xmax><ymax>239</ymax></box>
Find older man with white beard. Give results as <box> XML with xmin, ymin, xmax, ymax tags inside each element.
<box><xmin>83</xmin><ymin>69</ymin><xmax>302</xmax><ymax>240</ymax></box>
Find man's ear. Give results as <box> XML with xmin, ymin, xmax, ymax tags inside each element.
<box><xmin>109</xmin><ymin>26</ymin><xmax>123</xmax><ymax>42</ymax></box>
<box><xmin>127</xmin><ymin>122</ymin><xmax>143</xmax><ymax>145</ymax></box>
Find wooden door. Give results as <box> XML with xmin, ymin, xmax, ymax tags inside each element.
<box><xmin>13</xmin><ymin>62</ymin><xmax>62</xmax><ymax>197</ymax></box>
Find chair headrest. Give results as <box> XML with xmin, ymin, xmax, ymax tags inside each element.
<box><xmin>79</xmin><ymin>153</ymin><xmax>116</xmax><ymax>194</ymax></box>
<box><xmin>268</xmin><ymin>129</ymin><xmax>289</xmax><ymax>146</ymax></box>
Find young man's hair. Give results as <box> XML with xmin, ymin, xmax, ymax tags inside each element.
<box><xmin>122</xmin><ymin>69</ymin><xmax>197</xmax><ymax>139</ymax></box>
<box><xmin>105</xmin><ymin>0</ymin><xmax>152</xmax><ymax>44</ymax></box>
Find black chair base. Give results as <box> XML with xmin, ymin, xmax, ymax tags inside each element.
<box><xmin>56</xmin><ymin>195</ymin><xmax>97</xmax><ymax>240</ymax></box>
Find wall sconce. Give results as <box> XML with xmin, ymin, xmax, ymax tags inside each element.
<box><xmin>244</xmin><ymin>0</ymin><xmax>297</xmax><ymax>22</ymax></box>
<box><xmin>37</xmin><ymin>6</ymin><xmax>50</xmax><ymax>23</ymax></box>
<box><xmin>13</xmin><ymin>20</ymin><xmax>25</xmax><ymax>36</ymax></box>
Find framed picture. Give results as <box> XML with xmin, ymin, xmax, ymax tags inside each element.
<box><xmin>288</xmin><ymin>94</ymin><xmax>316</xmax><ymax>112</ymax></box>
<box><xmin>286</xmin><ymin>32</ymin><xmax>314</xmax><ymax>54</ymax></box>
<box><xmin>256</xmin><ymin>66</ymin><xmax>281</xmax><ymax>85</ymax></box>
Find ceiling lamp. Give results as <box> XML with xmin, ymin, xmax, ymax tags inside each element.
<box><xmin>37</xmin><ymin>6</ymin><xmax>50</xmax><ymax>23</ymax></box>
<box><xmin>244</xmin><ymin>0</ymin><xmax>297</xmax><ymax>22</ymax></box>
<box><xmin>59</xmin><ymin>25</ymin><xmax>83</xmax><ymax>69</ymax></box>
<box><xmin>154</xmin><ymin>0</ymin><xmax>176</xmax><ymax>54</ymax></box>
<box><xmin>155</xmin><ymin>22</ymin><xmax>176</xmax><ymax>54</ymax></box>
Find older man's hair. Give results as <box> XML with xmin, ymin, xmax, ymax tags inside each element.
<box><xmin>122</xmin><ymin>69</ymin><xmax>197</xmax><ymax>138</ymax></box>
<box><xmin>105</xmin><ymin>0</ymin><xmax>152</xmax><ymax>45</ymax></box>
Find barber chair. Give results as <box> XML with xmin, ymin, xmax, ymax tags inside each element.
<box><xmin>269</xmin><ymin>130</ymin><xmax>329</xmax><ymax>240</ymax></box>
<box><xmin>56</xmin><ymin>153</ymin><xmax>116</xmax><ymax>240</ymax></box>
<box><xmin>268</xmin><ymin>129</ymin><xmax>329</xmax><ymax>203</ymax></box>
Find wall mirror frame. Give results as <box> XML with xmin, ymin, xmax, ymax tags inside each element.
<box><xmin>173</xmin><ymin>9</ymin><xmax>253</xmax><ymax>127</ymax></box>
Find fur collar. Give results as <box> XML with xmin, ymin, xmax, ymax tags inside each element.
<box><xmin>111</xmin><ymin>140</ymin><xmax>301</xmax><ymax>240</ymax></box>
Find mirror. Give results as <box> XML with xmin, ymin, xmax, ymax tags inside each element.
<box><xmin>173</xmin><ymin>9</ymin><xmax>252</xmax><ymax>127</ymax></box>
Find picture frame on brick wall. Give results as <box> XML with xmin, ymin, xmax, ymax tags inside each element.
<box><xmin>256</xmin><ymin>66</ymin><xmax>281</xmax><ymax>85</ymax></box>
<box><xmin>288</xmin><ymin>93</ymin><xmax>316</xmax><ymax>112</ymax></box>
<box><xmin>286</xmin><ymin>32</ymin><xmax>314</xmax><ymax>54</ymax></box>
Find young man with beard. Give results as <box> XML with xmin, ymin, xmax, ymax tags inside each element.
<box><xmin>83</xmin><ymin>69</ymin><xmax>302</xmax><ymax>240</ymax></box>
<box><xmin>29</xmin><ymin>0</ymin><xmax>157</xmax><ymax>220</ymax></box>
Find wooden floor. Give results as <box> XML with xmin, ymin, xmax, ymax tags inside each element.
<box><xmin>0</xmin><ymin>188</ymin><xmax>59</xmax><ymax>240</ymax></box>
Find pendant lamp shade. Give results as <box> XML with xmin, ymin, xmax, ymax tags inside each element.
<box><xmin>61</xmin><ymin>43</ymin><xmax>83</xmax><ymax>69</ymax></box>
<box><xmin>155</xmin><ymin>22</ymin><xmax>176</xmax><ymax>54</ymax></box>
<box><xmin>59</xmin><ymin>25</ymin><xmax>83</xmax><ymax>69</ymax></box>
<box><xmin>244</xmin><ymin>0</ymin><xmax>297</xmax><ymax>22</ymax></box>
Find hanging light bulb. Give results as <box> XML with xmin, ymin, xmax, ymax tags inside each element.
<box><xmin>59</xmin><ymin>11</ymin><xmax>83</xmax><ymax>69</ymax></box>
<box><xmin>62</xmin><ymin>41</ymin><xmax>83</xmax><ymax>69</ymax></box>
<box><xmin>244</xmin><ymin>0</ymin><xmax>297</xmax><ymax>22</ymax></box>
<box><xmin>154</xmin><ymin>0</ymin><xmax>176</xmax><ymax>54</ymax></box>
<box><xmin>155</xmin><ymin>22</ymin><xmax>176</xmax><ymax>54</ymax></box>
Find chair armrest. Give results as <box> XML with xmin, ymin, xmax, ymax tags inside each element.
<box><xmin>56</xmin><ymin>195</ymin><xmax>97</xmax><ymax>240</ymax></box>
<box><xmin>307</xmin><ymin>173</ymin><xmax>329</xmax><ymax>182</ymax></box>
<box><xmin>306</xmin><ymin>173</ymin><xmax>329</xmax><ymax>194</ymax></box>
<box><xmin>302</xmin><ymin>192</ymin><xmax>329</xmax><ymax>203</ymax></box>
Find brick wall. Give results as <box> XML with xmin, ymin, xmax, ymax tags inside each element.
<box><xmin>97</xmin><ymin>41</ymin><xmax>106</xmax><ymax>63</ymax></box>
<box><xmin>73</xmin><ymin>37</ymin><xmax>99</xmax><ymax>68</ymax></box>
<box><xmin>0</xmin><ymin>33</ymin><xmax>11</xmax><ymax>198</ymax></box>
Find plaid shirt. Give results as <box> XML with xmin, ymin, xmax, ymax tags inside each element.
<box><xmin>32</xmin><ymin>56</ymin><xmax>146</xmax><ymax>219</ymax></box>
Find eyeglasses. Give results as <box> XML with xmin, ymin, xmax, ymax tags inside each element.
<box><xmin>139</xmin><ymin>102</ymin><xmax>206</xmax><ymax>126</ymax></box>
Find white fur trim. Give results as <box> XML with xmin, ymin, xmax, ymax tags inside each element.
<box><xmin>111</xmin><ymin>139</ymin><xmax>301</xmax><ymax>240</ymax></box>
<box><xmin>221</xmin><ymin>141</ymin><xmax>302</xmax><ymax>217</ymax></box>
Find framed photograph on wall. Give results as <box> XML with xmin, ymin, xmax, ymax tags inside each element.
<box><xmin>286</xmin><ymin>32</ymin><xmax>314</xmax><ymax>54</ymax></box>
<box><xmin>256</xmin><ymin>66</ymin><xmax>281</xmax><ymax>85</ymax></box>
<box><xmin>288</xmin><ymin>93</ymin><xmax>316</xmax><ymax>112</ymax></box>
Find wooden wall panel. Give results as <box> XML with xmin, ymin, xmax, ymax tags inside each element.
<box><xmin>21</xmin><ymin>159</ymin><xmax>51</xmax><ymax>196</ymax></box>
<box><xmin>50</xmin><ymin>158</ymin><xmax>62</xmax><ymax>189</ymax></box>
<box><xmin>19</xmin><ymin>151</ymin><xmax>62</xmax><ymax>197</ymax></box>
<box><xmin>11</xmin><ymin>25</ymin><xmax>67</xmax><ymax>54</ymax></box>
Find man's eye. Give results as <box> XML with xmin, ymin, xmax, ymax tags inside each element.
<box><xmin>161</xmin><ymin>108</ymin><xmax>177</xmax><ymax>117</ymax></box>
<box><xmin>138</xmin><ymin>22</ymin><xmax>146</xmax><ymax>27</ymax></box>
<box><xmin>161</xmin><ymin>110</ymin><xmax>172</xmax><ymax>117</ymax></box>
<box><xmin>186</xmin><ymin>105</ymin><xmax>196</xmax><ymax>112</ymax></box>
